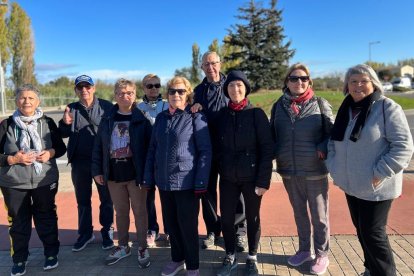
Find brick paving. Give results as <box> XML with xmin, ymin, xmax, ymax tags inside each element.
<box><xmin>0</xmin><ymin>234</ymin><xmax>413</xmax><ymax>275</ymax></box>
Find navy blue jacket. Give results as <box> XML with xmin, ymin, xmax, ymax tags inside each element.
<box><xmin>143</xmin><ymin>106</ymin><xmax>212</xmax><ymax>192</ymax></box>
<box><xmin>91</xmin><ymin>105</ymin><xmax>152</xmax><ymax>186</ymax></box>
<box><xmin>193</xmin><ymin>73</ymin><xmax>228</xmax><ymax>124</ymax></box>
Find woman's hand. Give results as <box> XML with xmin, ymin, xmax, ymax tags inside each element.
<box><xmin>255</xmin><ymin>187</ymin><xmax>268</xmax><ymax>196</ymax></box>
<box><xmin>190</xmin><ymin>103</ymin><xmax>202</xmax><ymax>113</ymax></box>
<box><xmin>94</xmin><ymin>175</ymin><xmax>104</xmax><ymax>185</ymax></box>
<box><xmin>317</xmin><ymin>150</ymin><xmax>326</xmax><ymax>160</ymax></box>
<box><xmin>8</xmin><ymin>150</ymin><xmax>36</xmax><ymax>165</ymax></box>
<box><xmin>36</xmin><ymin>149</ymin><xmax>55</xmax><ymax>163</ymax></box>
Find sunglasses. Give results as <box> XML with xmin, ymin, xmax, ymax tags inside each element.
<box><xmin>145</xmin><ymin>83</ymin><xmax>161</xmax><ymax>89</ymax></box>
<box><xmin>168</xmin><ymin>88</ymin><xmax>186</xmax><ymax>96</ymax></box>
<box><xmin>76</xmin><ymin>84</ymin><xmax>92</xmax><ymax>90</ymax></box>
<box><xmin>288</xmin><ymin>76</ymin><xmax>310</xmax><ymax>83</ymax></box>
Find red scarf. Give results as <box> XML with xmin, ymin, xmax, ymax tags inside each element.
<box><xmin>228</xmin><ymin>98</ymin><xmax>248</xmax><ymax>111</ymax></box>
<box><xmin>290</xmin><ymin>88</ymin><xmax>314</xmax><ymax>115</ymax></box>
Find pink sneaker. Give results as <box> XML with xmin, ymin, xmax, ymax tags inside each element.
<box><xmin>288</xmin><ymin>251</ymin><xmax>315</xmax><ymax>266</ymax></box>
<box><xmin>310</xmin><ymin>255</ymin><xmax>329</xmax><ymax>275</ymax></box>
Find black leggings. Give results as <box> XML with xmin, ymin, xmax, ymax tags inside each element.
<box><xmin>219</xmin><ymin>180</ymin><xmax>262</xmax><ymax>256</ymax></box>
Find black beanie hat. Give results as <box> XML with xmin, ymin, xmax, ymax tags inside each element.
<box><xmin>223</xmin><ymin>70</ymin><xmax>251</xmax><ymax>98</ymax></box>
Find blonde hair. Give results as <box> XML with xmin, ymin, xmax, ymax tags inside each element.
<box><xmin>166</xmin><ymin>76</ymin><xmax>193</xmax><ymax>104</ymax></box>
<box><xmin>142</xmin><ymin>74</ymin><xmax>161</xmax><ymax>86</ymax></box>
<box><xmin>282</xmin><ymin>63</ymin><xmax>313</xmax><ymax>90</ymax></box>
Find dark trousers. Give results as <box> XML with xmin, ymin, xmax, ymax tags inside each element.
<box><xmin>159</xmin><ymin>189</ymin><xmax>200</xmax><ymax>270</ymax></box>
<box><xmin>71</xmin><ymin>159</ymin><xmax>113</xmax><ymax>237</ymax></box>
<box><xmin>1</xmin><ymin>183</ymin><xmax>60</xmax><ymax>263</ymax></box>
<box><xmin>146</xmin><ymin>187</ymin><xmax>161</xmax><ymax>234</ymax></box>
<box><xmin>220</xmin><ymin>180</ymin><xmax>262</xmax><ymax>256</ymax></box>
<box><xmin>201</xmin><ymin>161</ymin><xmax>246</xmax><ymax>236</ymax></box>
<box><xmin>201</xmin><ymin>161</ymin><xmax>221</xmax><ymax>235</ymax></box>
<box><xmin>346</xmin><ymin>194</ymin><xmax>396</xmax><ymax>276</ymax></box>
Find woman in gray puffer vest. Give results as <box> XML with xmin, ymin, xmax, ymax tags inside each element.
<box><xmin>270</xmin><ymin>63</ymin><xmax>334</xmax><ymax>275</ymax></box>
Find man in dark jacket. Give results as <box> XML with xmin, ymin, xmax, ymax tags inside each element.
<box><xmin>59</xmin><ymin>75</ymin><xmax>114</xmax><ymax>252</ymax></box>
<box><xmin>192</xmin><ymin>51</ymin><xmax>247</xmax><ymax>251</ymax></box>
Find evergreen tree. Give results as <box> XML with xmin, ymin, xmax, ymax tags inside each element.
<box><xmin>208</xmin><ymin>39</ymin><xmax>220</xmax><ymax>55</ymax></box>
<box><xmin>190</xmin><ymin>43</ymin><xmax>201</xmax><ymax>85</ymax></box>
<box><xmin>0</xmin><ymin>1</ymin><xmax>9</xmax><ymax>69</ymax></box>
<box><xmin>7</xmin><ymin>2</ymin><xmax>36</xmax><ymax>87</ymax></box>
<box><xmin>224</xmin><ymin>0</ymin><xmax>294</xmax><ymax>91</ymax></box>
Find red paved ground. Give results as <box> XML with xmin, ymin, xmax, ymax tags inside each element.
<box><xmin>1</xmin><ymin>180</ymin><xmax>413</xmax><ymax>251</ymax></box>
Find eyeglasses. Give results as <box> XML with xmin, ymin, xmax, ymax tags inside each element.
<box><xmin>288</xmin><ymin>76</ymin><xmax>310</xmax><ymax>83</ymax></box>
<box><xmin>116</xmin><ymin>91</ymin><xmax>135</xmax><ymax>98</ymax></box>
<box><xmin>168</xmin><ymin>88</ymin><xmax>186</xmax><ymax>96</ymax></box>
<box><xmin>349</xmin><ymin>80</ymin><xmax>371</xmax><ymax>86</ymax></box>
<box><xmin>76</xmin><ymin>84</ymin><xmax>92</xmax><ymax>90</ymax></box>
<box><xmin>145</xmin><ymin>83</ymin><xmax>161</xmax><ymax>89</ymax></box>
<box><xmin>202</xmin><ymin>61</ymin><xmax>220</xmax><ymax>67</ymax></box>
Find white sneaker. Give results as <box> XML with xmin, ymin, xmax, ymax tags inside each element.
<box><xmin>146</xmin><ymin>230</ymin><xmax>160</xmax><ymax>248</ymax></box>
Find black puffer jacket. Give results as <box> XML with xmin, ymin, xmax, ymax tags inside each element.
<box><xmin>270</xmin><ymin>96</ymin><xmax>334</xmax><ymax>176</ymax></box>
<box><xmin>213</xmin><ymin>104</ymin><xmax>273</xmax><ymax>189</ymax></box>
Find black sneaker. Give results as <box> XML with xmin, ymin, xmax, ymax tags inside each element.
<box><xmin>245</xmin><ymin>259</ymin><xmax>258</xmax><ymax>276</ymax></box>
<box><xmin>216</xmin><ymin>255</ymin><xmax>237</xmax><ymax>276</ymax></box>
<box><xmin>43</xmin><ymin>256</ymin><xmax>59</xmax><ymax>271</ymax></box>
<box><xmin>202</xmin><ymin>232</ymin><xmax>217</xmax><ymax>249</ymax></box>
<box><xmin>235</xmin><ymin>234</ymin><xmax>247</xmax><ymax>252</ymax></box>
<box><xmin>11</xmin><ymin>262</ymin><xmax>26</xmax><ymax>276</ymax></box>
<box><xmin>72</xmin><ymin>234</ymin><xmax>95</xmax><ymax>252</ymax></box>
<box><xmin>102</xmin><ymin>227</ymin><xmax>115</xmax><ymax>250</ymax></box>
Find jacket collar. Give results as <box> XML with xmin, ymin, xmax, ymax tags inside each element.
<box><xmin>109</xmin><ymin>104</ymin><xmax>146</xmax><ymax>123</ymax></box>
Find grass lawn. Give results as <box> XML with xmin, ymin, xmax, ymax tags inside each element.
<box><xmin>249</xmin><ymin>90</ymin><xmax>414</xmax><ymax>116</ymax></box>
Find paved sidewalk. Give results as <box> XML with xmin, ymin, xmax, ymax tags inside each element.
<box><xmin>0</xmin><ymin>234</ymin><xmax>413</xmax><ymax>275</ymax></box>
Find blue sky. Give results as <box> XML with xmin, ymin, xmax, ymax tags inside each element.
<box><xmin>11</xmin><ymin>0</ymin><xmax>414</xmax><ymax>84</ymax></box>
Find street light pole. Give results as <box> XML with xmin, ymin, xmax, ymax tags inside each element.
<box><xmin>0</xmin><ymin>1</ymin><xmax>8</xmax><ymax>116</ymax></box>
<box><xmin>369</xmin><ymin>41</ymin><xmax>381</xmax><ymax>62</ymax></box>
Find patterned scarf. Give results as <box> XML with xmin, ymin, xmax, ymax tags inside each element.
<box><xmin>284</xmin><ymin>87</ymin><xmax>314</xmax><ymax>115</ymax></box>
<box><xmin>12</xmin><ymin>108</ymin><xmax>44</xmax><ymax>175</ymax></box>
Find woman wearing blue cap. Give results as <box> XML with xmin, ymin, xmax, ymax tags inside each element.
<box><xmin>214</xmin><ymin>70</ymin><xmax>273</xmax><ymax>276</ymax></box>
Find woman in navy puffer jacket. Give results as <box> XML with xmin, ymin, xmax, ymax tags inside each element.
<box><xmin>143</xmin><ymin>76</ymin><xmax>211</xmax><ymax>276</ymax></box>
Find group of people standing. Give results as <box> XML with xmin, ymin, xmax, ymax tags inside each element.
<box><xmin>0</xmin><ymin>50</ymin><xmax>412</xmax><ymax>276</ymax></box>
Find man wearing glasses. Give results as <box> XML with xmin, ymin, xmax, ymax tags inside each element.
<box><xmin>192</xmin><ymin>52</ymin><xmax>247</xmax><ymax>252</ymax></box>
<box><xmin>59</xmin><ymin>75</ymin><xmax>114</xmax><ymax>252</ymax></box>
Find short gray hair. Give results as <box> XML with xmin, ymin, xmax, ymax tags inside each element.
<box><xmin>343</xmin><ymin>64</ymin><xmax>383</xmax><ymax>95</ymax></box>
<box><xmin>201</xmin><ymin>51</ymin><xmax>221</xmax><ymax>63</ymax></box>
<box><xmin>15</xmin><ymin>84</ymin><xmax>41</xmax><ymax>101</ymax></box>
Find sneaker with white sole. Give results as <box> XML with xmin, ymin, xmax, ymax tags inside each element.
<box><xmin>161</xmin><ymin>261</ymin><xmax>185</xmax><ymax>276</ymax></box>
<box><xmin>287</xmin><ymin>251</ymin><xmax>315</xmax><ymax>267</ymax></box>
<box><xmin>43</xmin><ymin>256</ymin><xmax>58</xmax><ymax>271</ymax></box>
<box><xmin>138</xmin><ymin>247</ymin><xmax>151</xmax><ymax>268</ymax></box>
<box><xmin>11</xmin><ymin>261</ymin><xmax>27</xmax><ymax>276</ymax></box>
<box><xmin>310</xmin><ymin>255</ymin><xmax>329</xmax><ymax>275</ymax></box>
<box><xmin>105</xmin><ymin>245</ymin><xmax>131</xmax><ymax>266</ymax></box>
<box><xmin>72</xmin><ymin>234</ymin><xmax>95</xmax><ymax>252</ymax></box>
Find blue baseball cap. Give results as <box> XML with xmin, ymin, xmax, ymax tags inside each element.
<box><xmin>75</xmin><ymin>75</ymin><xmax>94</xmax><ymax>86</ymax></box>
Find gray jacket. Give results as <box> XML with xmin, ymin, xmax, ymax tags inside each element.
<box><xmin>326</xmin><ymin>96</ymin><xmax>414</xmax><ymax>201</ymax></box>
<box><xmin>0</xmin><ymin>116</ymin><xmax>67</xmax><ymax>189</ymax></box>
<box><xmin>270</xmin><ymin>96</ymin><xmax>334</xmax><ymax>177</ymax></box>
<box><xmin>137</xmin><ymin>99</ymin><xmax>168</xmax><ymax>125</ymax></box>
